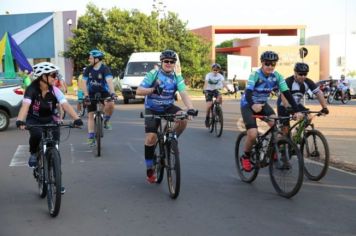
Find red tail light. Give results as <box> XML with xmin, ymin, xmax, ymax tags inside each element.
<box><xmin>14</xmin><ymin>88</ymin><xmax>24</xmax><ymax>95</ymax></box>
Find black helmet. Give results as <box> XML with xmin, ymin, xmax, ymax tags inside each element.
<box><xmin>211</xmin><ymin>63</ymin><xmax>221</xmax><ymax>70</ymax></box>
<box><xmin>260</xmin><ymin>51</ymin><xmax>279</xmax><ymax>62</ymax></box>
<box><xmin>160</xmin><ymin>49</ymin><xmax>177</xmax><ymax>61</ymax></box>
<box><xmin>294</xmin><ymin>62</ymin><xmax>309</xmax><ymax>73</ymax></box>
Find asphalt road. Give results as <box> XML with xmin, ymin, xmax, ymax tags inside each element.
<box><xmin>0</xmin><ymin>98</ymin><xmax>355</xmax><ymax>236</ymax></box>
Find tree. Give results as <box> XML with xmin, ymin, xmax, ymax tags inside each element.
<box><xmin>64</xmin><ymin>4</ymin><xmax>211</xmax><ymax>88</ymax></box>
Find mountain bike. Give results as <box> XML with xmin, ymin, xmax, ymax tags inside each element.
<box><xmin>90</xmin><ymin>93</ymin><xmax>113</xmax><ymax>157</ymax></box>
<box><xmin>205</xmin><ymin>90</ymin><xmax>228</xmax><ymax>137</ymax></box>
<box><xmin>28</xmin><ymin>122</ymin><xmax>76</xmax><ymax>217</ymax></box>
<box><xmin>140</xmin><ymin>110</ymin><xmax>198</xmax><ymax>199</ymax></box>
<box><xmin>289</xmin><ymin>110</ymin><xmax>329</xmax><ymax>181</ymax></box>
<box><xmin>235</xmin><ymin>115</ymin><xmax>304</xmax><ymax>198</ymax></box>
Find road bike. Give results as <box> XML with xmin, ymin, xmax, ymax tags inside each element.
<box><xmin>235</xmin><ymin>115</ymin><xmax>304</xmax><ymax>198</ymax></box>
<box><xmin>141</xmin><ymin>110</ymin><xmax>198</xmax><ymax>199</ymax></box>
<box><xmin>89</xmin><ymin>93</ymin><xmax>113</xmax><ymax>157</ymax></box>
<box><xmin>28</xmin><ymin>122</ymin><xmax>76</xmax><ymax>217</ymax></box>
<box><xmin>289</xmin><ymin>110</ymin><xmax>329</xmax><ymax>181</ymax></box>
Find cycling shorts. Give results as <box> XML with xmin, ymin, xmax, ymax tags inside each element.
<box><xmin>241</xmin><ymin>103</ymin><xmax>275</xmax><ymax>130</ymax></box>
<box><xmin>87</xmin><ymin>91</ymin><xmax>111</xmax><ymax>113</ymax></box>
<box><xmin>144</xmin><ymin>105</ymin><xmax>182</xmax><ymax>133</ymax></box>
<box><xmin>205</xmin><ymin>90</ymin><xmax>220</xmax><ymax>102</ymax></box>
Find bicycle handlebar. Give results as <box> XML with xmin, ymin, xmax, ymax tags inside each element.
<box><xmin>140</xmin><ymin>110</ymin><xmax>198</xmax><ymax>120</ymax></box>
<box><xmin>252</xmin><ymin>115</ymin><xmax>293</xmax><ymax>121</ymax></box>
<box><xmin>25</xmin><ymin>121</ymin><xmax>79</xmax><ymax>130</ymax></box>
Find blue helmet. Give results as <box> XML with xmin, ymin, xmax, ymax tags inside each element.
<box><xmin>211</xmin><ymin>63</ymin><xmax>221</xmax><ymax>70</ymax></box>
<box><xmin>89</xmin><ymin>49</ymin><xmax>104</xmax><ymax>60</ymax></box>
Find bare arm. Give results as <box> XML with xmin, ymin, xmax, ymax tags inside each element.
<box><xmin>17</xmin><ymin>102</ymin><xmax>30</xmax><ymax>121</ymax></box>
<box><xmin>62</xmin><ymin>102</ymin><xmax>80</xmax><ymax>120</ymax></box>
<box><xmin>315</xmin><ymin>91</ymin><xmax>328</xmax><ymax>108</ymax></box>
<box><xmin>106</xmin><ymin>78</ymin><xmax>115</xmax><ymax>94</ymax></box>
<box><xmin>280</xmin><ymin>93</ymin><xmax>289</xmax><ymax>107</ymax></box>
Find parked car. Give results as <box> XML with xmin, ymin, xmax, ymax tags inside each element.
<box><xmin>0</xmin><ymin>82</ymin><xmax>24</xmax><ymax>131</ymax></box>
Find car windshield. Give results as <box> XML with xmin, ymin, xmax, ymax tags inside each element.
<box><xmin>124</xmin><ymin>62</ymin><xmax>159</xmax><ymax>76</ymax></box>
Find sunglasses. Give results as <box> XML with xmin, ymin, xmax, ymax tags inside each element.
<box><xmin>162</xmin><ymin>60</ymin><xmax>176</xmax><ymax>64</ymax></box>
<box><xmin>297</xmin><ymin>73</ymin><xmax>307</xmax><ymax>76</ymax></box>
<box><xmin>264</xmin><ymin>61</ymin><xmax>277</xmax><ymax>67</ymax></box>
<box><xmin>48</xmin><ymin>72</ymin><xmax>58</xmax><ymax>79</ymax></box>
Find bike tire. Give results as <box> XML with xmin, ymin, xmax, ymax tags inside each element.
<box><xmin>46</xmin><ymin>148</ymin><xmax>62</xmax><ymax>217</ymax></box>
<box><xmin>342</xmin><ymin>92</ymin><xmax>351</xmax><ymax>104</ymax></box>
<box><xmin>269</xmin><ymin>137</ymin><xmax>304</xmax><ymax>198</ymax></box>
<box><xmin>154</xmin><ymin>139</ymin><xmax>165</xmax><ymax>184</ymax></box>
<box><xmin>301</xmin><ymin>130</ymin><xmax>330</xmax><ymax>181</ymax></box>
<box><xmin>327</xmin><ymin>94</ymin><xmax>334</xmax><ymax>104</ymax></box>
<box><xmin>37</xmin><ymin>152</ymin><xmax>47</xmax><ymax>198</ymax></box>
<box><xmin>166</xmin><ymin>139</ymin><xmax>180</xmax><ymax>199</ymax></box>
<box><xmin>209</xmin><ymin>107</ymin><xmax>214</xmax><ymax>133</ymax></box>
<box><xmin>95</xmin><ymin>115</ymin><xmax>102</xmax><ymax>157</ymax></box>
<box><xmin>214</xmin><ymin>106</ymin><xmax>223</xmax><ymax>137</ymax></box>
<box><xmin>234</xmin><ymin>131</ymin><xmax>259</xmax><ymax>183</ymax></box>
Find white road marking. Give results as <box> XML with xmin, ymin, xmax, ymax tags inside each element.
<box><xmin>9</xmin><ymin>145</ymin><xmax>29</xmax><ymax>167</ymax></box>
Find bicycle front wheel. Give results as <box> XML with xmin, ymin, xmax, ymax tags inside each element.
<box><xmin>269</xmin><ymin>137</ymin><xmax>304</xmax><ymax>198</ymax></box>
<box><xmin>95</xmin><ymin>115</ymin><xmax>102</xmax><ymax>157</ymax></box>
<box><xmin>234</xmin><ymin>131</ymin><xmax>259</xmax><ymax>183</ymax></box>
<box><xmin>46</xmin><ymin>148</ymin><xmax>62</xmax><ymax>217</ymax></box>
<box><xmin>214</xmin><ymin>105</ymin><xmax>223</xmax><ymax>137</ymax></box>
<box><xmin>165</xmin><ymin>139</ymin><xmax>180</xmax><ymax>199</ymax></box>
<box><xmin>301</xmin><ymin>130</ymin><xmax>330</xmax><ymax>181</ymax></box>
<box><xmin>37</xmin><ymin>152</ymin><xmax>47</xmax><ymax>198</ymax></box>
<box><xmin>154</xmin><ymin>139</ymin><xmax>165</xmax><ymax>184</ymax></box>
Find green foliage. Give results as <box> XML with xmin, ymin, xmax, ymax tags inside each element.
<box><xmin>64</xmin><ymin>3</ymin><xmax>210</xmax><ymax>88</ymax></box>
<box><xmin>215</xmin><ymin>38</ymin><xmax>240</xmax><ymax>72</ymax></box>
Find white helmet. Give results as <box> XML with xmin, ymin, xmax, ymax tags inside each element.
<box><xmin>32</xmin><ymin>62</ymin><xmax>60</xmax><ymax>78</ymax></box>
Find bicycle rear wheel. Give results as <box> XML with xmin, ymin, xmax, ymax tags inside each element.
<box><xmin>165</xmin><ymin>139</ymin><xmax>180</xmax><ymax>199</ymax></box>
<box><xmin>214</xmin><ymin>105</ymin><xmax>223</xmax><ymax>137</ymax></box>
<box><xmin>95</xmin><ymin>114</ymin><xmax>102</xmax><ymax>157</ymax></box>
<box><xmin>36</xmin><ymin>152</ymin><xmax>47</xmax><ymax>198</ymax></box>
<box><xmin>234</xmin><ymin>131</ymin><xmax>259</xmax><ymax>183</ymax></box>
<box><xmin>301</xmin><ymin>130</ymin><xmax>330</xmax><ymax>181</ymax></box>
<box><xmin>154</xmin><ymin>139</ymin><xmax>165</xmax><ymax>184</ymax></box>
<box><xmin>46</xmin><ymin>148</ymin><xmax>62</xmax><ymax>217</ymax></box>
<box><xmin>269</xmin><ymin>137</ymin><xmax>303</xmax><ymax>198</ymax></box>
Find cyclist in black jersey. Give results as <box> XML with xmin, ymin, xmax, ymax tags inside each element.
<box><xmin>277</xmin><ymin>62</ymin><xmax>329</xmax><ymax>134</ymax></box>
<box><xmin>16</xmin><ymin>62</ymin><xmax>83</xmax><ymax>193</ymax></box>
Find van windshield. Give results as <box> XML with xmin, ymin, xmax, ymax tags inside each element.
<box><xmin>125</xmin><ymin>62</ymin><xmax>160</xmax><ymax>76</ymax></box>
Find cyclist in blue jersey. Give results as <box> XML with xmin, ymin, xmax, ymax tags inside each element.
<box><xmin>239</xmin><ymin>51</ymin><xmax>303</xmax><ymax>172</ymax></box>
<box><xmin>136</xmin><ymin>49</ymin><xmax>196</xmax><ymax>183</ymax></box>
<box><xmin>16</xmin><ymin>62</ymin><xmax>83</xmax><ymax>193</ymax></box>
<box><xmin>82</xmin><ymin>49</ymin><xmax>117</xmax><ymax>146</ymax></box>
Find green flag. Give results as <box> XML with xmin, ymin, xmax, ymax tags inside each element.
<box><xmin>4</xmin><ymin>33</ymin><xmax>16</xmax><ymax>79</ymax></box>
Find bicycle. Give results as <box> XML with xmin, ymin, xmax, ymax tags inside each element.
<box><xmin>327</xmin><ymin>86</ymin><xmax>351</xmax><ymax>104</ymax></box>
<box><xmin>289</xmin><ymin>110</ymin><xmax>330</xmax><ymax>181</ymax></box>
<box><xmin>206</xmin><ymin>90</ymin><xmax>224</xmax><ymax>137</ymax></box>
<box><xmin>140</xmin><ymin>110</ymin><xmax>198</xmax><ymax>199</ymax></box>
<box><xmin>89</xmin><ymin>93</ymin><xmax>113</xmax><ymax>157</ymax></box>
<box><xmin>27</xmin><ymin>122</ymin><xmax>76</xmax><ymax>217</ymax></box>
<box><xmin>77</xmin><ymin>99</ymin><xmax>87</xmax><ymax>117</ymax></box>
<box><xmin>235</xmin><ymin>115</ymin><xmax>304</xmax><ymax>198</ymax></box>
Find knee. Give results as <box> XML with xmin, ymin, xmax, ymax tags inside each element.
<box><xmin>145</xmin><ymin>133</ymin><xmax>157</xmax><ymax>146</ymax></box>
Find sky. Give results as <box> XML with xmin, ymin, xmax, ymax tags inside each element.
<box><xmin>1</xmin><ymin>0</ymin><xmax>356</xmax><ymax>43</ymax></box>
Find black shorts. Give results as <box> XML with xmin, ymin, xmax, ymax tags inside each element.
<box><xmin>87</xmin><ymin>91</ymin><xmax>111</xmax><ymax>113</ymax></box>
<box><xmin>205</xmin><ymin>90</ymin><xmax>220</xmax><ymax>102</ymax></box>
<box><xmin>241</xmin><ymin>103</ymin><xmax>275</xmax><ymax>130</ymax></box>
<box><xmin>145</xmin><ymin>105</ymin><xmax>182</xmax><ymax>133</ymax></box>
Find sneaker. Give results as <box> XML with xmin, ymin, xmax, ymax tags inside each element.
<box><xmin>61</xmin><ymin>186</ymin><xmax>66</xmax><ymax>195</ymax></box>
<box><xmin>241</xmin><ymin>155</ymin><xmax>252</xmax><ymax>172</ymax></box>
<box><xmin>205</xmin><ymin>117</ymin><xmax>210</xmax><ymax>128</ymax></box>
<box><xmin>87</xmin><ymin>138</ymin><xmax>96</xmax><ymax>147</ymax></box>
<box><xmin>104</xmin><ymin>120</ymin><xmax>112</xmax><ymax>130</ymax></box>
<box><xmin>146</xmin><ymin>169</ymin><xmax>156</xmax><ymax>184</ymax></box>
<box><xmin>28</xmin><ymin>154</ymin><xmax>37</xmax><ymax>167</ymax></box>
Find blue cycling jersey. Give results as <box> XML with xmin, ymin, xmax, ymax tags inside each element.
<box><xmin>83</xmin><ymin>64</ymin><xmax>113</xmax><ymax>94</ymax></box>
<box><xmin>241</xmin><ymin>69</ymin><xmax>288</xmax><ymax>107</ymax></box>
<box><xmin>140</xmin><ymin>69</ymin><xmax>186</xmax><ymax>112</ymax></box>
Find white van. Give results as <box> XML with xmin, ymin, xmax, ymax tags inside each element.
<box><xmin>120</xmin><ymin>52</ymin><xmax>161</xmax><ymax>104</ymax></box>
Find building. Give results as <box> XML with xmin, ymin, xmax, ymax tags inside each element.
<box><xmin>191</xmin><ymin>25</ymin><xmax>323</xmax><ymax>81</ymax></box>
<box><xmin>0</xmin><ymin>11</ymin><xmax>76</xmax><ymax>84</ymax></box>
